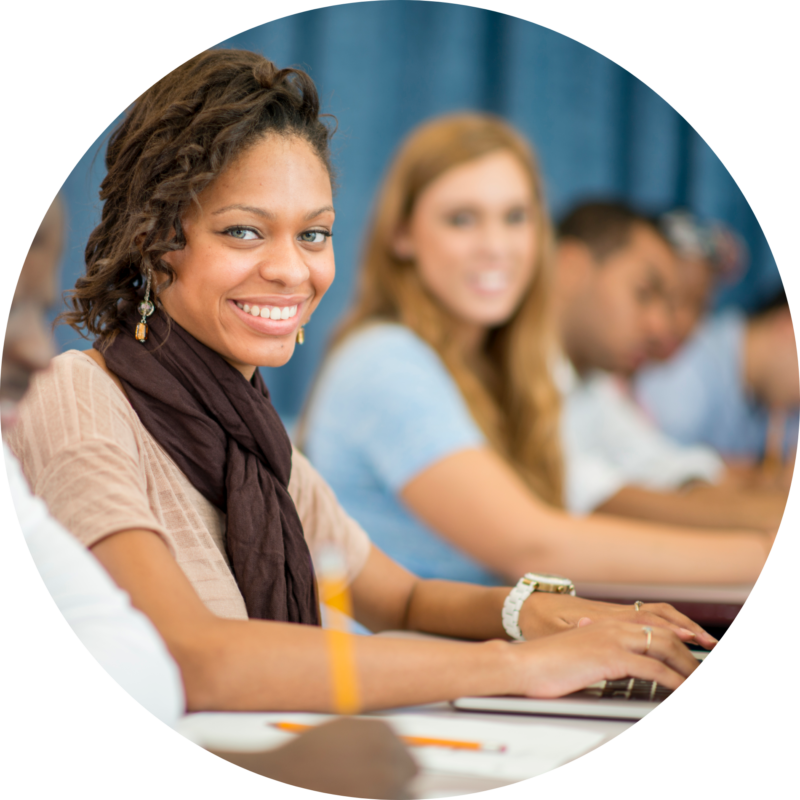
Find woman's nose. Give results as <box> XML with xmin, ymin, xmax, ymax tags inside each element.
<box><xmin>479</xmin><ymin>220</ymin><xmax>513</xmax><ymax>258</ymax></box>
<box><xmin>259</xmin><ymin>236</ymin><xmax>311</xmax><ymax>288</ymax></box>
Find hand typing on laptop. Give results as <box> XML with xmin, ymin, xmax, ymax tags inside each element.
<box><xmin>504</xmin><ymin>620</ymin><xmax>699</xmax><ymax>698</ymax></box>
<box><xmin>517</xmin><ymin>593</ymin><xmax>717</xmax><ymax>649</ymax></box>
<box><xmin>453</xmin><ymin>644</ymin><xmax>711</xmax><ymax>721</ymax></box>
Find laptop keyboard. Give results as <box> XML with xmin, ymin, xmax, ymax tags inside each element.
<box><xmin>583</xmin><ymin>650</ymin><xmax>706</xmax><ymax>701</ymax></box>
<box><xmin>579</xmin><ymin>678</ymin><xmax>673</xmax><ymax>702</ymax></box>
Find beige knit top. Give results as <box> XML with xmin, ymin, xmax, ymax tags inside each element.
<box><xmin>8</xmin><ymin>350</ymin><xmax>372</xmax><ymax>620</ymax></box>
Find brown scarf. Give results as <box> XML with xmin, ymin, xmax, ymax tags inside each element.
<box><xmin>98</xmin><ymin>308</ymin><xmax>319</xmax><ymax>625</ymax></box>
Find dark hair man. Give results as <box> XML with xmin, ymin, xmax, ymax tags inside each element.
<box><xmin>551</xmin><ymin>200</ymin><xmax>786</xmax><ymax>536</ymax></box>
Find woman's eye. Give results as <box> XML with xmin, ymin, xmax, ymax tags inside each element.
<box><xmin>447</xmin><ymin>212</ymin><xmax>474</xmax><ymax>227</ymax></box>
<box><xmin>225</xmin><ymin>226</ymin><xmax>259</xmax><ymax>240</ymax></box>
<box><xmin>298</xmin><ymin>230</ymin><xmax>330</xmax><ymax>245</ymax></box>
<box><xmin>506</xmin><ymin>208</ymin><xmax>527</xmax><ymax>225</ymax></box>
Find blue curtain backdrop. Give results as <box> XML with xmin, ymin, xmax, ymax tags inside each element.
<box><xmin>58</xmin><ymin>1</ymin><xmax>781</xmax><ymax>421</ymax></box>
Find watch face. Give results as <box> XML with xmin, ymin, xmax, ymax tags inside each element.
<box><xmin>530</xmin><ymin>573</ymin><xmax>570</xmax><ymax>583</ymax></box>
<box><xmin>524</xmin><ymin>573</ymin><xmax>575</xmax><ymax>594</ymax></box>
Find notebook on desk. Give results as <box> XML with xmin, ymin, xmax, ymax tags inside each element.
<box><xmin>453</xmin><ymin>650</ymin><xmax>708</xmax><ymax>721</ymax></box>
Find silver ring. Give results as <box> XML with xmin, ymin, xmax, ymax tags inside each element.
<box><xmin>642</xmin><ymin>626</ymin><xmax>653</xmax><ymax>655</ymax></box>
<box><xmin>634</xmin><ymin>600</ymin><xmax>644</xmax><ymax>612</ymax></box>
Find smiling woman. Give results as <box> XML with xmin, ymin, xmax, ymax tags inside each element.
<box><xmin>156</xmin><ymin>135</ymin><xmax>335</xmax><ymax>377</ymax></box>
<box><xmin>7</xmin><ymin>50</ymin><xmax>711</xmax><ymax>721</ymax></box>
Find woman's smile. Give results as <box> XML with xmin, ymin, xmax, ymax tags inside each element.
<box><xmin>468</xmin><ymin>268</ymin><xmax>513</xmax><ymax>296</ymax></box>
<box><xmin>230</xmin><ymin>297</ymin><xmax>305</xmax><ymax>333</ymax></box>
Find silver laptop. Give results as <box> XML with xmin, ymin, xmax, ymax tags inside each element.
<box><xmin>452</xmin><ymin>651</ymin><xmax>708</xmax><ymax>721</ymax></box>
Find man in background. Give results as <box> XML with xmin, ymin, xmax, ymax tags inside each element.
<box><xmin>639</xmin><ymin>293</ymin><xmax>798</xmax><ymax>488</ymax></box>
<box><xmin>633</xmin><ymin>210</ymin><xmax>797</xmax><ymax>482</ymax></box>
<box><xmin>646</xmin><ymin>209</ymin><xmax>746</xmax><ymax>361</ymax></box>
<box><xmin>551</xmin><ymin>200</ymin><xmax>786</xmax><ymax>534</ymax></box>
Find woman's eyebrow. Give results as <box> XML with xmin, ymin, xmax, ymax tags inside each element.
<box><xmin>305</xmin><ymin>205</ymin><xmax>335</xmax><ymax>220</ymax></box>
<box><xmin>209</xmin><ymin>204</ymin><xmax>334</xmax><ymax>221</ymax></box>
<box><xmin>212</xmin><ymin>204</ymin><xmax>275</xmax><ymax>219</ymax></box>
<box><xmin>442</xmin><ymin>205</ymin><xmax>479</xmax><ymax>213</ymax></box>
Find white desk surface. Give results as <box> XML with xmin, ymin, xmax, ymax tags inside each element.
<box><xmin>177</xmin><ymin>702</ymin><xmax>633</xmax><ymax>798</ymax></box>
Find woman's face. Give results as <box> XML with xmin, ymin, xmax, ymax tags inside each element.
<box><xmin>160</xmin><ymin>135</ymin><xmax>335</xmax><ymax>377</ymax></box>
<box><xmin>395</xmin><ymin>150</ymin><xmax>538</xmax><ymax>332</ymax></box>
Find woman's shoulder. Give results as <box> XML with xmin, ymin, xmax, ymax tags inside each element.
<box><xmin>305</xmin><ymin>322</ymin><xmax>485</xmax><ymax>484</ymax></box>
<box><xmin>36</xmin><ymin>349</ymin><xmax>127</xmax><ymax>399</ymax></box>
<box><xmin>9</xmin><ymin>349</ymin><xmax>138</xmax><ymax>459</ymax></box>
<box><xmin>37</xmin><ymin>348</ymin><xmax>101</xmax><ymax>380</ymax></box>
<box><xmin>329</xmin><ymin>322</ymin><xmax>446</xmax><ymax>378</ymax></box>
<box><xmin>307</xmin><ymin>320</ymin><xmax>479</xmax><ymax>441</ymax></box>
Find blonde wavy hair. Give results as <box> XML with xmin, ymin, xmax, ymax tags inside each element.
<box><xmin>334</xmin><ymin>113</ymin><xmax>564</xmax><ymax>507</ymax></box>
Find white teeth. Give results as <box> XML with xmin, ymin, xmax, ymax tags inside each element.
<box><xmin>476</xmin><ymin>272</ymin><xmax>509</xmax><ymax>291</ymax></box>
<box><xmin>240</xmin><ymin>303</ymin><xmax>299</xmax><ymax>321</ymax></box>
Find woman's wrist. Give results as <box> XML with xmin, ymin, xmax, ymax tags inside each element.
<box><xmin>474</xmin><ymin>638</ymin><xmax>523</xmax><ymax>697</ymax></box>
<box><xmin>517</xmin><ymin>591</ymin><xmax>575</xmax><ymax>640</ymax></box>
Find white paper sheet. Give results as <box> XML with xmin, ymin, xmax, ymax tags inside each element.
<box><xmin>177</xmin><ymin>710</ymin><xmax>608</xmax><ymax>781</ymax></box>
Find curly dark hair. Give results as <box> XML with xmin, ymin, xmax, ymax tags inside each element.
<box><xmin>61</xmin><ymin>49</ymin><xmax>334</xmax><ymax>344</ymax></box>
<box><xmin>557</xmin><ymin>200</ymin><xmax>665</xmax><ymax>263</ymax></box>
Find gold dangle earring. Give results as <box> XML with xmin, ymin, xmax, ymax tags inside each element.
<box><xmin>135</xmin><ymin>269</ymin><xmax>155</xmax><ymax>343</ymax></box>
<box><xmin>296</xmin><ymin>326</ymin><xmax>305</xmax><ymax>345</ymax></box>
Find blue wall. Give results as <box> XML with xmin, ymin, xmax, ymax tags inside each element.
<box><xmin>58</xmin><ymin>1</ymin><xmax>781</xmax><ymax>420</ymax></box>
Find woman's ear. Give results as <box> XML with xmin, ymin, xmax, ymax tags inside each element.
<box><xmin>392</xmin><ymin>225</ymin><xmax>414</xmax><ymax>262</ymax></box>
<box><xmin>156</xmin><ymin>227</ymin><xmax>184</xmax><ymax>284</ymax></box>
<box><xmin>159</xmin><ymin>249</ymin><xmax>177</xmax><ymax>271</ymax></box>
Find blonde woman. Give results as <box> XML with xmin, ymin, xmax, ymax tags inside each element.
<box><xmin>302</xmin><ymin>113</ymin><xmax>772</xmax><ymax>586</ymax></box>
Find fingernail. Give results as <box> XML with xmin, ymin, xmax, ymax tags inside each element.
<box><xmin>678</xmin><ymin>628</ymin><xmax>696</xmax><ymax>638</ymax></box>
<box><xmin>577</xmin><ymin>617</ymin><xmax>593</xmax><ymax>627</ymax></box>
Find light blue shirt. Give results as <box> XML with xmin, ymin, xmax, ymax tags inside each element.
<box><xmin>634</xmin><ymin>310</ymin><xmax>798</xmax><ymax>459</ymax></box>
<box><xmin>302</xmin><ymin>323</ymin><xmax>502</xmax><ymax>585</ymax></box>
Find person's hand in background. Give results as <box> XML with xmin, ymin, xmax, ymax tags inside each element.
<box><xmin>208</xmin><ymin>717</ymin><xmax>418</xmax><ymax>798</ymax></box>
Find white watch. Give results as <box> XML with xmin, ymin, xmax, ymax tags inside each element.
<box><xmin>502</xmin><ymin>572</ymin><xmax>577</xmax><ymax>641</ymax></box>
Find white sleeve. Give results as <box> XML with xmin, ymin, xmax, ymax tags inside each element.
<box><xmin>562</xmin><ymin>373</ymin><xmax>724</xmax><ymax>513</ymax></box>
<box><xmin>6</xmin><ymin>445</ymin><xmax>185</xmax><ymax>727</ymax></box>
<box><xmin>563</xmin><ymin>450</ymin><xmax>629</xmax><ymax>516</ymax></box>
